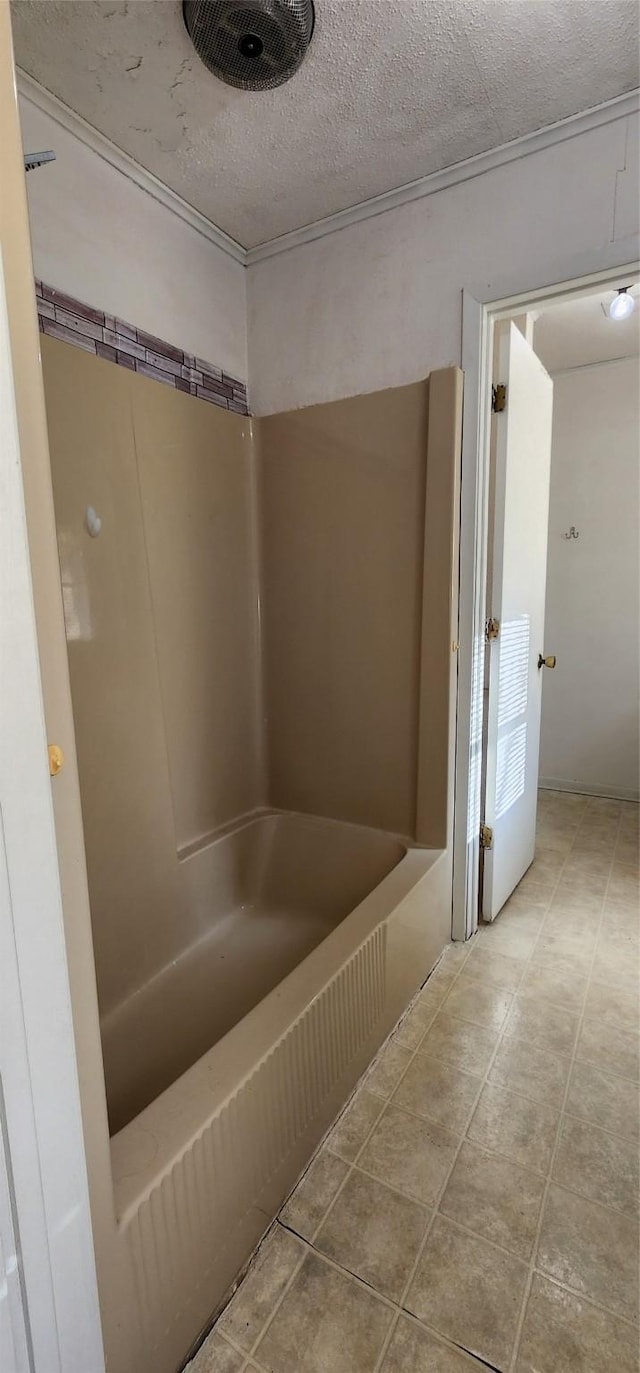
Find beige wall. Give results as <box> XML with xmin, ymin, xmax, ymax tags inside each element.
<box><xmin>258</xmin><ymin>383</ymin><xmax>430</xmax><ymax>838</ymax></box>
<box><xmin>42</xmin><ymin>337</ymin><xmax>261</xmax><ymax>1014</ymax></box>
<box><xmin>132</xmin><ymin>380</ymin><xmax>263</xmax><ymax>845</ymax></box>
<box><xmin>540</xmin><ymin>357</ymin><xmax>640</xmax><ymax>798</ymax></box>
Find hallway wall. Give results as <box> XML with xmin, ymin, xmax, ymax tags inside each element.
<box><xmin>539</xmin><ymin>357</ymin><xmax>640</xmax><ymax>799</ymax></box>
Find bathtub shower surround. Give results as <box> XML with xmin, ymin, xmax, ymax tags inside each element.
<box><xmin>35</xmin><ymin>279</ymin><xmax>249</xmax><ymax>413</ymax></box>
<box><xmin>41</xmin><ymin>335</ymin><xmax>463</xmax><ymax>1373</ymax></box>
<box><xmin>44</xmin><ymin>337</ymin><xmax>261</xmax><ymax>1036</ymax></box>
<box><xmin>259</xmin><ymin>389</ymin><xmax>428</xmax><ymax>836</ymax></box>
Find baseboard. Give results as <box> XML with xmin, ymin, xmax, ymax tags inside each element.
<box><xmin>539</xmin><ymin>777</ymin><xmax>640</xmax><ymax>804</ymax></box>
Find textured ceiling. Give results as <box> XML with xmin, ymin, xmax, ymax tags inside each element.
<box><xmin>11</xmin><ymin>0</ymin><xmax>640</xmax><ymax>249</ymax></box>
<box><xmin>534</xmin><ymin>285</ymin><xmax>640</xmax><ymax>373</ymax></box>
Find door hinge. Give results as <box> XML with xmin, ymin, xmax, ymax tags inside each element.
<box><xmin>480</xmin><ymin>823</ymin><xmax>494</xmax><ymax>850</ymax></box>
<box><xmin>492</xmin><ymin>383</ymin><xmax>507</xmax><ymax>413</ymax></box>
<box><xmin>485</xmin><ymin>617</ymin><xmax>500</xmax><ymax>642</ymax></box>
<box><xmin>48</xmin><ymin>743</ymin><xmax>64</xmax><ymax>776</ymax></box>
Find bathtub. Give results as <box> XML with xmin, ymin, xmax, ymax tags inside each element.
<box><xmin>108</xmin><ymin>809</ymin><xmax>450</xmax><ymax>1373</ymax></box>
<box><xmin>102</xmin><ymin>811</ymin><xmax>406</xmax><ymax>1133</ymax></box>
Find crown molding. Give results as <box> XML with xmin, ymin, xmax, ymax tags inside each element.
<box><xmin>16</xmin><ymin>69</ymin><xmax>246</xmax><ymax>264</ymax></box>
<box><xmin>246</xmin><ymin>88</ymin><xmax>640</xmax><ymax>264</ymax></box>
<box><xmin>17</xmin><ymin>71</ymin><xmax>639</xmax><ymax>271</ymax></box>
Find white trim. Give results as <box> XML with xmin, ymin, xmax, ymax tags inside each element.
<box><xmin>540</xmin><ymin>778</ymin><xmax>640</xmax><ymax>803</ymax></box>
<box><xmin>452</xmin><ymin>260</ymin><xmax>640</xmax><ymax>940</ymax></box>
<box><xmin>452</xmin><ymin>293</ymin><xmax>489</xmax><ymax>942</ymax></box>
<box><xmin>16</xmin><ymin>71</ymin><xmax>639</xmax><ymax>269</ymax></box>
<box><xmin>16</xmin><ymin>70</ymin><xmax>246</xmax><ymax>264</ymax></box>
<box><xmin>246</xmin><ymin>89</ymin><xmax>640</xmax><ymax>263</ymax></box>
<box><xmin>549</xmin><ymin>351</ymin><xmax>639</xmax><ymax>378</ymax></box>
<box><xmin>0</xmin><ymin>245</ymin><xmax>104</xmax><ymax>1372</ymax></box>
<box><xmin>488</xmin><ymin>268</ymin><xmax>640</xmax><ymax>319</ymax></box>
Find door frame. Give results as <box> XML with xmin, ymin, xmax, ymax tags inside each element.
<box><xmin>0</xmin><ymin>9</ymin><xmax>105</xmax><ymax>1369</ymax></box>
<box><xmin>0</xmin><ymin>244</ymin><xmax>103</xmax><ymax>1373</ymax></box>
<box><xmin>452</xmin><ymin>259</ymin><xmax>640</xmax><ymax>942</ymax></box>
<box><xmin>0</xmin><ymin>236</ymin><xmax>105</xmax><ymax>1373</ymax></box>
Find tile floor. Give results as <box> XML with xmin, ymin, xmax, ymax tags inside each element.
<box><xmin>187</xmin><ymin>792</ymin><xmax>639</xmax><ymax>1373</ymax></box>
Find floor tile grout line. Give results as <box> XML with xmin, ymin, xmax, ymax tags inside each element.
<box><xmin>554</xmin><ymin>1104</ymin><xmax>640</xmax><ymax>1150</ymax></box>
<box><xmin>371</xmin><ymin>1069</ymin><xmax>559</xmax><ymax>1145</ymax></box>
<box><xmin>241</xmin><ymin>943</ymin><xmax>479</xmax><ymax>1365</ymax></box>
<box><xmin>272</xmin><ymin>1210</ymin><xmax>508</xmax><ymax>1370</ymax></box>
<box><xmin>587</xmin><ymin>975</ymin><xmax>640</xmax><ymax>1008</ymax></box>
<box><xmin>569</xmin><ymin>1052</ymin><xmax>640</xmax><ymax>1086</ymax></box>
<box><xmin>390</xmin><ymin>1038</ymin><xmax>522</xmax><ymax>1352</ymax></box>
<box><xmin>523</xmin><ymin>1269</ymin><xmax>640</xmax><ymax>1332</ymax></box>
<box><xmin>218</xmin><ymin>1330</ymin><xmax>252</xmax><ymax>1359</ymax></box>
<box><xmin>327</xmin><ymin>1022</ymin><xmax>638</xmax><ymax>1247</ymax></box>
<box><xmin>369</xmin><ymin>1194</ymin><xmax>444</xmax><ymax>1371</ymax></box>
<box><xmin>369</xmin><ymin>904</ymin><xmax>554</xmax><ymax>1373</ymax></box>
<box><xmin>373</xmin><ymin>829</ymin><xmax>568</xmax><ymax>1367</ymax></box>
<box><xmin>422</xmin><ymin>1206</ymin><xmax>536</xmax><ymax>1268</ymax></box>
<box><xmin>226</xmin><ymin>951</ymin><xmax>452</xmax><ymax>1358</ymax></box>
<box><xmin>327</xmin><ymin>1154</ymin><xmax>438</xmax><ymax>1213</ymax></box>
<box><xmin>506</xmin><ymin>800</ymin><xmax>622</xmax><ymax>1372</ymax></box>
<box><xmin>523</xmin><ymin>1265</ymin><xmax>640</xmax><ymax>1332</ymax></box>
<box><xmin>376</xmin><ymin>1048</ymin><xmax>486</xmax><ymax>1094</ymax></box>
<box><xmin>520</xmin><ymin>804</ymin><xmax>625</xmax><ymax>1340</ymax></box>
<box><xmin>243</xmin><ymin>1220</ymin><xmax>396</xmax><ymax>1364</ymax></box>
<box><xmin>500</xmin><ymin>805</ymin><xmax>600</xmax><ymax>1370</ymax></box>
<box><xmin>276</xmin><ymin>1214</ymin><xmax>491</xmax><ymax>1370</ymax></box>
<box><xmin>207</xmin><ymin>793</ymin><xmax>637</xmax><ymax>1372</ymax></box>
<box><xmin>239</xmin><ymin>1224</ymin><xmax>312</xmax><ymax>1362</ymax></box>
<box><xmin>242</xmin><ymin>1246</ymin><xmax>637</xmax><ymax>1373</ymax></box>
<box><xmin>421</xmin><ymin>848</ymin><xmax>574</xmax><ymax>1371</ymax></box>
<box><xmin>440</xmin><ymin>984</ymin><xmax>589</xmax><ymax>1032</ymax></box>
<box><xmin>339</xmin><ymin>1106</ymin><xmax>635</xmax><ymax>1220</ymax></box>
<box><xmin>331</xmin><ymin>945</ymin><xmax>489</xmax><ymax>1373</ymax></box>
<box><xmin>370</xmin><ymin>1310</ymin><xmax>402</xmax><ymax>1371</ymax></box>
<box><xmin>306</xmin><ymin>941</ymin><xmax>484</xmax><ymax>1245</ymax></box>
<box><xmin>276</xmin><ymin>1217</ymin><xmax>402</xmax><ymax>1312</ymax></box>
<box><xmin>375</xmin><ymin>1308</ymin><xmax>507</xmax><ymax>1373</ymax></box>
<box><xmin>240</xmin><ymin>1350</ymin><xmax>269</xmax><ymax>1373</ymax></box>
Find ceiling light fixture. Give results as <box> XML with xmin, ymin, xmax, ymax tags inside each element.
<box><xmin>608</xmin><ymin>287</ymin><xmax>635</xmax><ymax>321</ymax></box>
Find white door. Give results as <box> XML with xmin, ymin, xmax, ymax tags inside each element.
<box><xmin>482</xmin><ymin>322</ymin><xmax>554</xmax><ymax>920</ymax></box>
<box><xmin>0</xmin><ymin>8</ymin><xmax>104</xmax><ymax>1369</ymax></box>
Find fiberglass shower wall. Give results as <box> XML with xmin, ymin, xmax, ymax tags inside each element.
<box><xmin>257</xmin><ymin>376</ymin><xmax>459</xmax><ymax>849</ymax></box>
<box><xmin>42</xmin><ymin>335</ymin><xmax>263</xmax><ymax>1019</ymax></box>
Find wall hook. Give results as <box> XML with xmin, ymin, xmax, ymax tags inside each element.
<box><xmin>563</xmin><ymin>526</ymin><xmax>579</xmax><ymax>540</ymax></box>
<box><xmin>85</xmin><ymin>505</ymin><xmax>102</xmax><ymax>538</ymax></box>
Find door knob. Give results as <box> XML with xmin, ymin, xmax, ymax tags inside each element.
<box><xmin>538</xmin><ymin>654</ymin><xmax>556</xmax><ymax>670</ymax></box>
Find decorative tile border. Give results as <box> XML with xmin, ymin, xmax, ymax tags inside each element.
<box><xmin>35</xmin><ymin>281</ymin><xmax>249</xmax><ymax>415</ymax></box>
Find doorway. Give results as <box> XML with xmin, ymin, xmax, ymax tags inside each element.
<box><xmin>453</xmin><ymin>264</ymin><xmax>640</xmax><ymax>939</ymax></box>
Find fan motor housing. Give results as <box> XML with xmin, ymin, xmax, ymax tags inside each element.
<box><xmin>183</xmin><ymin>0</ymin><xmax>315</xmax><ymax>91</ymax></box>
